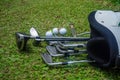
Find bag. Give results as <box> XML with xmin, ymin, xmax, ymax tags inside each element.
<box><xmin>87</xmin><ymin>10</ymin><xmax>120</xmax><ymax>68</ymax></box>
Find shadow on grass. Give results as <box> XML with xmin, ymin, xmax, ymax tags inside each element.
<box><xmin>103</xmin><ymin>68</ymin><xmax>120</xmax><ymax>80</ymax></box>
<box><xmin>94</xmin><ymin>66</ymin><xmax>120</xmax><ymax>80</ymax></box>
<box><xmin>104</xmin><ymin>67</ymin><xmax>120</xmax><ymax>79</ymax></box>
<box><xmin>17</xmin><ymin>44</ymin><xmax>35</xmax><ymax>54</ymax></box>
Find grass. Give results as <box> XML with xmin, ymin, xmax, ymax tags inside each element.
<box><xmin>0</xmin><ymin>0</ymin><xmax>120</xmax><ymax>80</ymax></box>
<box><xmin>108</xmin><ymin>0</ymin><xmax>120</xmax><ymax>5</ymax></box>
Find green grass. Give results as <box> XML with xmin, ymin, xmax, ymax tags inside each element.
<box><xmin>108</xmin><ymin>0</ymin><xmax>120</xmax><ymax>5</ymax></box>
<box><xmin>0</xmin><ymin>0</ymin><xmax>120</xmax><ymax>80</ymax></box>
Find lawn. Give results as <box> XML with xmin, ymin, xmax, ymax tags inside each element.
<box><xmin>0</xmin><ymin>0</ymin><xmax>120</xmax><ymax>80</ymax></box>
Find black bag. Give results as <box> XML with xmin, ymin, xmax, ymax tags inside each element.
<box><xmin>87</xmin><ymin>10</ymin><xmax>120</xmax><ymax>68</ymax></box>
